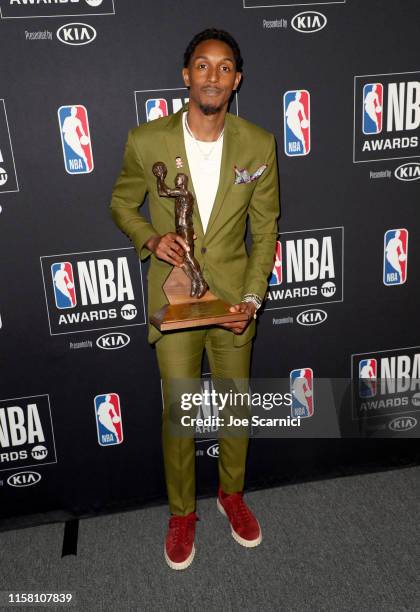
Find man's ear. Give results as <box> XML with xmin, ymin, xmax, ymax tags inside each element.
<box><xmin>182</xmin><ymin>67</ymin><xmax>190</xmax><ymax>88</ymax></box>
<box><xmin>233</xmin><ymin>72</ymin><xmax>242</xmax><ymax>92</ymax></box>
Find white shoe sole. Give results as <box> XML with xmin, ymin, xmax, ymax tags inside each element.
<box><xmin>164</xmin><ymin>543</ymin><xmax>195</xmax><ymax>570</ymax></box>
<box><xmin>217</xmin><ymin>498</ymin><xmax>262</xmax><ymax>547</ymax></box>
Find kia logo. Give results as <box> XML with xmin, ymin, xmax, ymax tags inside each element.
<box><xmin>207</xmin><ymin>443</ymin><xmax>219</xmax><ymax>458</ymax></box>
<box><xmin>394</xmin><ymin>162</ymin><xmax>420</xmax><ymax>182</ymax></box>
<box><xmin>297</xmin><ymin>309</ymin><xmax>327</xmax><ymax>326</ymax></box>
<box><xmin>96</xmin><ymin>332</ymin><xmax>130</xmax><ymax>350</ymax></box>
<box><xmin>57</xmin><ymin>23</ymin><xmax>97</xmax><ymax>46</ymax></box>
<box><xmin>292</xmin><ymin>11</ymin><xmax>327</xmax><ymax>34</ymax></box>
<box><xmin>388</xmin><ymin>416</ymin><xmax>417</xmax><ymax>432</ymax></box>
<box><xmin>7</xmin><ymin>471</ymin><xmax>41</xmax><ymax>488</ymax></box>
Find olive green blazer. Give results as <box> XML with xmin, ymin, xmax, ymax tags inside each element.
<box><xmin>109</xmin><ymin>103</ymin><xmax>280</xmax><ymax>347</ymax></box>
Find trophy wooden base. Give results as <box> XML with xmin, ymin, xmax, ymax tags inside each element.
<box><xmin>150</xmin><ymin>267</ymin><xmax>249</xmax><ymax>332</ymax></box>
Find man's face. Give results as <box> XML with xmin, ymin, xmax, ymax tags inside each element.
<box><xmin>182</xmin><ymin>39</ymin><xmax>242</xmax><ymax>116</ymax></box>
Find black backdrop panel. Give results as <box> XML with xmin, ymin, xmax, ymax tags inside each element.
<box><xmin>0</xmin><ymin>0</ymin><xmax>419</xmax><ymax>527</ymax></box>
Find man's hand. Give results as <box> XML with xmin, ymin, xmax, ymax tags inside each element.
<box><xmin>145</xmin><ymin>233</ymin><xmax>196</xmax><ymax>267</ymax></box>
<box><xmin>218</xmin><ymin>301</ymin><xmax>257</xmax><ymax>334</ymax></box>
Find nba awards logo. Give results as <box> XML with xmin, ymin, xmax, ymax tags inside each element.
<box><xmin>363</xmin><ymin>83</ymin><xmax>383</xmax><ymax>134</ymax></box>
<box><xmin>136</xmin><ymin>89</ymin><xmax>190</xmax><ymax>125</ymax></box>
<box><xmin>283</xmin><ymin>90</ymin><xmax>310</xmax><ymax>156</ymax></box>
<box><xmin>135</xmin><ymin>88</ymin><xmax>239</xmax><ymax>125</ymax></box>
<box><xmin>352</xmin><ymin>346</ymin><xmax>420</xmax><ymax>420</ymax></box>
<box><xmin>51</xmin><ymin>262</ymin><xmax>76</xmax><ymax>308</ymax></box>
<box><xmin>0</xmin><ymin>99</ymin><xmax>19</xmax><ymax>193</ymax></box>
<box><xmin>0</xmin><ymin>394</ymin><xmax>57</xmax><ymax>472</ymax></box>
<box><xmin>290</xmin><ymin>368</ymin><xmax>314</xmax><ymax>418</ymax></box>
<box><xmin>145</xmin><ymin>99</ymin><xmax>169</xmax><ymax>122</ymax></box>
<box><xmin>94</xmin><ymin>393</ymin><xmax>123</xmax><ymax>446</ymax></box>
<box><xmin>266</xmin><ymin>226</ymin><xmax>343</xmax><ymax>311</ymax></box>
<box><xmin>359</xmin><ymin>359</ymin><xmax>377</xmax><ymax>398</ymax></box>
<box><xmin>1</xmin><ymin>0</ymin><xmax>115</xmax><ymax>19</ymax></box>
<box><xmin>269</xmin><ymin>240</ymin><xmax>282</xmax><ymax>286</ymax></box>
<box><xmin>354</xmin><ymin>71</ymin><xmax>420</xmax><ymax>163</ymax></box>
<box><xmin>383</xmin><ymin>229</ymin><xmax>408</xmax><ymax>286</ymax></box>
<box><xmin>41</xmin><ymin>248</ymin><xmax>146</xmax><ymax>335</ymax></box>
<box><xmin>58</xmin><ymin>105</ymin><xmax>93</xmax><ymax>174</ymax></box>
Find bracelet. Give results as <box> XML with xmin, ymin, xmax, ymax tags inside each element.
<box><xmin>242</xmin><ymin>293</ymin><xmax>262</xmax><ymax>318</ymax></box>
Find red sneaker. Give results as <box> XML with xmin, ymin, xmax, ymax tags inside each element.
<box><xmin>217</xmin><ymin>486</ymin><xmax>262</xmax><ymax>547</ymax></box>
<box><xmin>164</xmin><ymin>511</ymin><xmax>198</xmax><ymax>570</ymax></box>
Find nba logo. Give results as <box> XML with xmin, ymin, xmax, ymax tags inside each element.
<box><xmin>358</xmin><ymin>359</ymin><xmax>377</xmax><ymax>398</ymax></box>
<box><xmin>269</xmin><ymin>240</ymin><xmax>282</xmax><ymax>286</ymax></box>
<box><xmin>290</xmin><ymin>368</ymin><xmax>314</xmax><ymax>418</ymax></box>
<box><xmin>283</xmin><ymin>90</ymin><xmax>310</xmax><ymax>156</ymax></box>
<box><xmin>94</xmin><ymin>393</ymin><xmax>123</xmax><ymax>446</ymax></box>
<box><xmin>146</xmin><ymin>98</ymin><xmax>168</xmax><ymax>122</ymax></box>
<box><xmin>384</xmin><ymin>228</ymin><xmax>408</xmax><ymax>286</ymax></box>
<box><xmin>363</xmin><ymin>83</ymin><xmax>383</xmax><ymax>135</ymax></box>
<box><xmin>58</xmin><ymin>105</ymin><xmax>94</xmax><ymax>174</ymax></box>
<box><xmin>51</xmin><ymin>262</ymin><xmax>76</xmax><ymax>309</ymax></box>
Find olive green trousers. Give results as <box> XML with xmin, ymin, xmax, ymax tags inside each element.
<box><xmin>155</xmin><ymin>326</ymin><xmax>252</xmax><ymax>516</ymax></box>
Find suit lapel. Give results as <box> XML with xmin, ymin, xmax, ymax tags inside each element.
<box><xmin>205</xmin><ymin>112</ymin><xmax>239</xmax><ymax>238</ymax></box>
<box><xmin>163</xmin><ymin>103</ymin><xmax>240</xmax><ymax>239</ymax></box>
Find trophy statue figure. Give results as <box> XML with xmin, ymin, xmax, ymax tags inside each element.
<box><xmin>152</xmin><ymin>161</ymin><xmax>208</xmax><ymax>299</ymax></box>
<box><xmin>149</xmin><ymin>161</ymin><xmax>248</xmax><ymax>332</ymax></box>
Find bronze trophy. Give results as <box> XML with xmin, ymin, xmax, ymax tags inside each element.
<box><xmin>150</xmin><ymin>161</ymin><xmax>249</xmax><ymax>331</ymax></box>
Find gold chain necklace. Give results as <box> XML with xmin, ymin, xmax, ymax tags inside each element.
<box><xmin>184</xmin><ymin>113</ymin><xmax>224</xmax><ymax>161</ymax></box>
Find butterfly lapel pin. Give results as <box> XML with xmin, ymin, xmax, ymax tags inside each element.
<box><xmin>234</xmin><ymin>164</ymin><xmax>268</xmax><ymax>184</ymax></box>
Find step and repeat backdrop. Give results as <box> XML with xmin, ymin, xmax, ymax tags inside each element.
<box><xmin>0</xmin><ymin>0</ymin><xmax>419</xmax><ymax>528</ymax></box>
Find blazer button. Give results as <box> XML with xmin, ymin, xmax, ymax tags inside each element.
<box><xmin>201</xmin><ymin>247</ymin><xmax>207</xmax><ymax>254</ymax></box>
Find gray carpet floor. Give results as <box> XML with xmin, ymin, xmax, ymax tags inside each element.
<box><xmin>0</xmin><ymin>466</ymin><xmax>419</xmax><ymax>612</ymax></box>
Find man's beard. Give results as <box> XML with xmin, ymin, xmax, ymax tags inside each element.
<box><xmin>199</xmin><ymin>102</ymin><xmax>223</xmax><ymax>116</ymax></box>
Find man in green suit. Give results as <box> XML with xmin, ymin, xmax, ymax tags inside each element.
<box><xmin>110</xmin><ymin>28</ymin><xmax>280</xmax><ymax>570</ymax></box>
